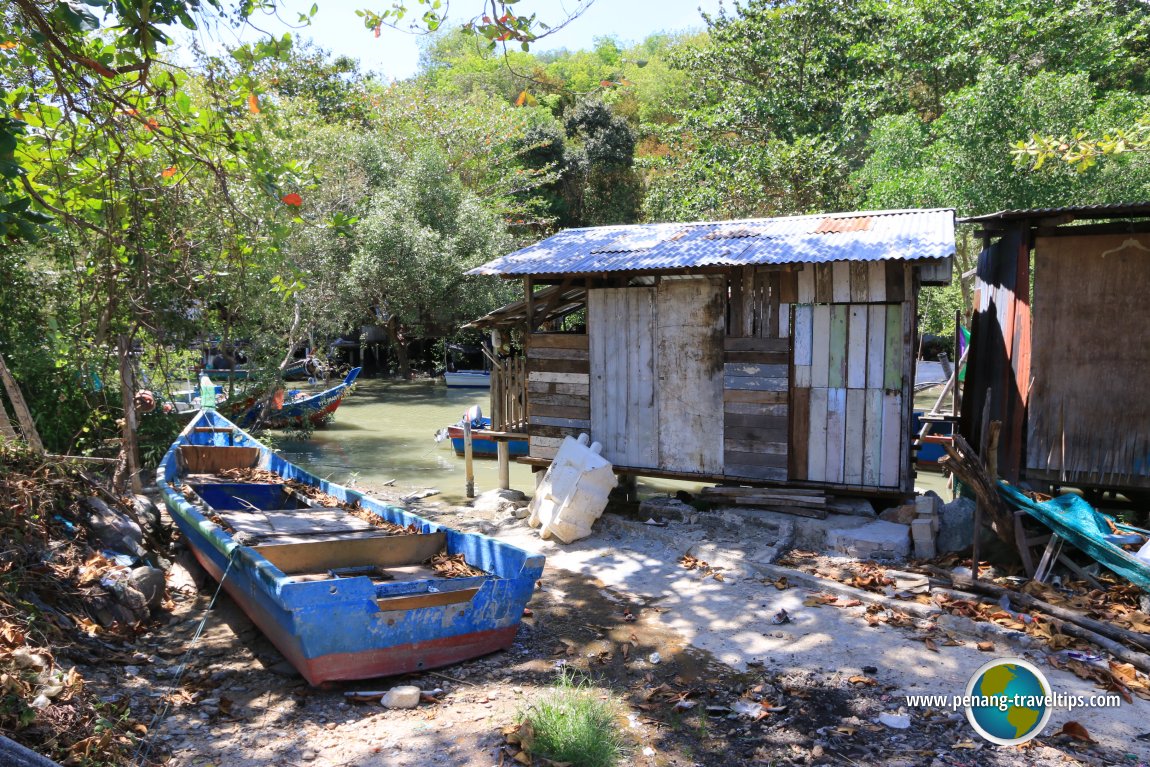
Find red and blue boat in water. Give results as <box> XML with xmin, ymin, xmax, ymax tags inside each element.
<box><xmin>231</xmin><ymin>367</ymin><xmax>361</xmax><ymax>429</ymax></box>
<box><xmin>158</xmin><ymin>408</ymin><xmax>545</xmax><ymax>685</ymax></box>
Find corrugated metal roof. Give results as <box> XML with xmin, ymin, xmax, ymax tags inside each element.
<box><xmin>960</xmin><ymin>202</ymin><xmax>1150</xmax><ymax>223</ymax></box>
<box><xmin>470</xmin><ymin>208</ymin><xmax>955</xmax><ymax>276</ymax></box>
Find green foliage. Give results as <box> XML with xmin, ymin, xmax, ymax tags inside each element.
<box><xmin>857</xmin><ymin>67</ymin><xmax>1150</xmax><ymax>215</ymax></box>
<box><xmin>348</xmin><ymin>147</ymin><xmax>515</xmax><ymax>338</ymax></box>
<box><xmin>646</xmin><ymin>0</ymin><xmax>1150</xmax><ymax>221</ymax></box>
<box><xmin>519</xmin><ymin>672</ymin><xmax>629</xmax><ymax>767</ymax></box>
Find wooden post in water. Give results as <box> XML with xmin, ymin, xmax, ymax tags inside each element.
<box><xmin>463</xmin><ymin>419</ymin><xmax>475</xmax><ymax>498</ymax></box>
<box><xmin>497</xmin><ymin>441</ymin><xmax>510</xmax><ymax>490</ymax></box>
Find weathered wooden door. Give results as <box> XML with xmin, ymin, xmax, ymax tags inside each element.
<box><xmin>789</xmin><ymin>262</ymin><xmax>909</xmax><ymax>490</ymax></box>
<box><xmin>588</xmin><ymin>277</ymin><xmax>725</xmax><ymax>473</ymax></box>
<box><xmin>656</xmin><ymin>277</ymin><xmax>726</xmax><ymax>474</ymax></box>
<box><xmin>589</xmin><ymin>287</ymin><xmax>658</xmax><ymax>467</ymax></box>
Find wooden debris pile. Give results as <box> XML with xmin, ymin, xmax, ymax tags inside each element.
<box><xmin>700</xmin><ymin>486</ymin><xmax>830</xmax><ymax>519</ymax></box>
<box><xmin>425</xmin><ymin>551</ymin><xmax>486</xmax><ymax>578</ymax></box>
<box><xmin>0</xmin><ymin>441</ymin><xmax>152</xmax><ymax>764</ymax></box>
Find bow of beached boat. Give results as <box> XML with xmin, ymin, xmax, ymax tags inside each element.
<box><xmin>157</xmin><ymin>409</ymin><xmax>544</xmax><ymax>685</ymax></box>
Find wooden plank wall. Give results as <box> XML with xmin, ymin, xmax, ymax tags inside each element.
<box><xmin>1025</xmin><ymin>235</ymin><xmax>1150</xmax><ymax>489</ymax></box>
<box><xmin>724</xmin><ymin>268</ymin><xmax>790</xmax><ymax>481</ymax></box>
<box><xmin>526</xmin><ymin>333</ymin><xmax>590</xmax><ymax>460</ymax></box>
<box><xmin>790</xmin><ymin>260</ymin><xmax>909</xmax><ymax>489</ymax></box>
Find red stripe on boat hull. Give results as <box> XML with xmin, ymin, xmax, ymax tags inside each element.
<box><xmin>298</xmin><ymin>626</ymin><xmax>519</xmax><ymax>684</ymax></box>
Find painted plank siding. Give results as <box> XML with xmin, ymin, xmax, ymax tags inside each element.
<box><xmin>526</xmin><ymin>332</ymin><xmax>591</xmax><ymax>459</ymax></box>
<box><xmin>790</xmin><ymin>259</ymin><xmax>912</xmax><ymax>488</ymax></box>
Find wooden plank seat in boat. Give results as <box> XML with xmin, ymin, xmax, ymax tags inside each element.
<box><xmin>215</xmin><ymin>508</ymin><xmax>378</xmax><ymax>537</ymax></box>
<box><xmin>255</xmin><ymin>531</ymin><xmax>448</xmax><ymax>575</ymax></box>
<box><xmin>178</xmin><ymin>444</ymin><xmax>260</xmax><ymax>474</ymax></box>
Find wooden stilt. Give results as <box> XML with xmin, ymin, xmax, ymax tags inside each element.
<box><xmin>497</xmin><ymin>441</ymin><xmax>510</xmax><ymax>490</ymax></box>
<box><xmin>463</xmin><ymin>419</ymin><xmax>475</xmax><ymax>498</ymax></box>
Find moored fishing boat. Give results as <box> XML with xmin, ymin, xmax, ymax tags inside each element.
<box><xmin>444</xmin><ymin>370</ymin><xmax>491</xmax><ymax>388</ymax></box>
<box><xmin>158</xmin><ymin>409</ymin><xmax>545</xmax><ymax>685</ymax></box>
<box><xmin>445</xmin><ymin>415</ymin><xmax>528</xmax><ymax>458</ymax></box>
<box><xmin>232</xmin><ymin>368</ymin><xmax>361</xmax><ymax>429</ymax></box>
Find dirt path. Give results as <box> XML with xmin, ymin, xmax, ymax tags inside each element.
<box><xmin>72</xmin><ymin>497</ymin><xmax>1150</xmax><ymax>767</ymax></box>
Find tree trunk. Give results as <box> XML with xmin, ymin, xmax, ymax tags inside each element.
<box><xmin>386</xmin><ymin>316</ymin><xmax>410</xmax><ymax>379</ymax></box>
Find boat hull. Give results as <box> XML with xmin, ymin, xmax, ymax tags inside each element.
<box><xmin>444</xmin><ymin>371</ymin><xmax>490</xmax><ymax>388</ymax></box>
<box><xmin>447</xmin><ymin>423</ymin><xmax>528</xmax><ymax>458</ymax></box>
<box><xmin>233</xmin><ymin>367</ymin><xmax>361</xmax><ymax>429</ymax></box>
<box><xmin>158</xmin><ymin>410</ymin><xmax>544</xmax><ymax>686</ymax></box>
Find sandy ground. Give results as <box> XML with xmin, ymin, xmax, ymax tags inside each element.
<box><xmin>71</xmin><ymin>493</ymin><xmax>1150</xmax><ymax>767</ymax></box>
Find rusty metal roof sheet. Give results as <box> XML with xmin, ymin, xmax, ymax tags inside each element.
<box><xmin>960</xmin><ymin>202</ymin><xmax>1150</xmax><ymax>224</ymax></box>
<box><xmin>470</xmin><ymin>208</ymin><xmax>955</xmax><ymax>276</ymax></box>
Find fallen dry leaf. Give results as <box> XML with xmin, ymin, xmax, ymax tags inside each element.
<box><xmin>1053</xmin><ymin>721</ymin><xmax>1095</xmax><ymax>743</ymax></box>
<box><xmin>976</xmin><ymin>641</ymin><xmax>994</xmax><ymax>652</ymax></box>
<box><xmin>847</xmin><ymin>675</ymin><xmax>877</xmax><ymax>686</ymax></box>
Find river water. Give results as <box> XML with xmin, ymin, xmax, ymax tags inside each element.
<box><xmin>274</xmin><ymin>377</ymin><xmax>946</xmax><ymax>506</ymax></box>
<box><xmin>274</xmin><ymin>379</ymin><xmax>535</xmax><ymax>506</ymax></box>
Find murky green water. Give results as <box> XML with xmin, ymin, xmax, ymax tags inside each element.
<box><xmin>274</xmin><ymin>377</ymin><xmax>949</xmax><ymax>506</ymax></box>
<box><xmin>274</xmin><ymin>379</ymin><xmax>534</xmax><ymax>506</ymax></box>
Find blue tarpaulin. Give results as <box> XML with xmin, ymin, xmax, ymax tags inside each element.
<box><xmin>998</xmin><ymin>483</ymin><xmax>1150</xmax><ymax>591</ymax></box>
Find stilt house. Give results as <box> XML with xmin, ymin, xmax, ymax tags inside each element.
<box><xmin>960</xmin><ymin>204</ymin><xmax>1150</xmax><ymax>496</ymax></box>
<box><xmin>468</xmin><ymin>208</ymin><xmax>956</xmax><ymax>496</ymax></box>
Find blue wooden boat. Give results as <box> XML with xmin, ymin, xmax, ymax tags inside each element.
<box><xmin>158</xmin><ymin>409</ymin><xmax>545</xmax><ymax>685</ymax></box>
<box><xmin>232</xmin><ymin>368</ymin><xmax>361</xmax><ymax>429</ymax></box>
<box><xmin>447</xmin><ymin>416</ymin><xmax>528</xmax><ymax>458</ymax></box>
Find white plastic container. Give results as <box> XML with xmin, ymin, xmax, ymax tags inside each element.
<box><xmin>528</xmin><ymin>434</ymin><xmax>615</xmax><ymax>543</ymax></box>
<box><xmin>1136</xmin><ymin>537</ymin><xmax>1150</xmax><ymax>564</ymax></box>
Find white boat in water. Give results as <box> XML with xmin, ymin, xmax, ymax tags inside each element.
<box><xmin>444</xmin><ymin>370</ymin><xmax>491</xmax><ymax>388</ymax></box>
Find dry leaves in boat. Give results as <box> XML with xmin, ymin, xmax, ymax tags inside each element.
<box><xmin>425</xmin><ymin>551</ymin><xmax>486</xmax><ymax>578</ymax></box>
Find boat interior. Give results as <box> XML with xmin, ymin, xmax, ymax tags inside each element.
<box><xmin>175</xmin><ymin>441</ymin><xmax>487</xmax><ymax>605</ymax></box>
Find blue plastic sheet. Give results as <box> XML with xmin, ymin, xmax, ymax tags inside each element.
<box><xmin>998</xmin><ymin>483</ymin><xmax>1150</xmax><ymax>591</ymax></box>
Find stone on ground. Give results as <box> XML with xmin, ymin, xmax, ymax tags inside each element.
<box><xmin>380</xmin><ymin>685</ymin><xmax>422</xmax><ymax>709</ymax></box>
<box><xmin>937</xmin><ymin>496</ymin><xmax>976</xmax><ymax>553</ymax></box>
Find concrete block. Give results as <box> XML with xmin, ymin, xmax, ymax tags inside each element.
<box><xmin>825</xmin><ymin>520</ymin><xmax>911</xmax><ymax>561</ymax></box>
<box><xmin>915</xmin><ymin>493</ymin><xmax>941</xmax><ymax>533</ymax></box>
<box><xmin>911</xmin><ymin>518</ymin><xmax>935</xmax><ymax>541</ymax></box>
<box><xmin>911</xmin><ymin>519</ymin><xmax>937</xmax><ymax>559</ymax></box>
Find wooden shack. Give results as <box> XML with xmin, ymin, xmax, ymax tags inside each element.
<box><xmin>468</xmin><ymin>208</ymin><xmax>956</xmax><ymax>496</ymax></box>
<box><xmin>961</xmin><ymin>204</ymin><xmax>1150</xmax><ymax>496</ymax></box>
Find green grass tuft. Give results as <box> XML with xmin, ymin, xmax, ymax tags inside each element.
<box><xmin>519</xmin><ymin>671</ymin><xmax>629</xmax><ymax>767</ymax></box>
